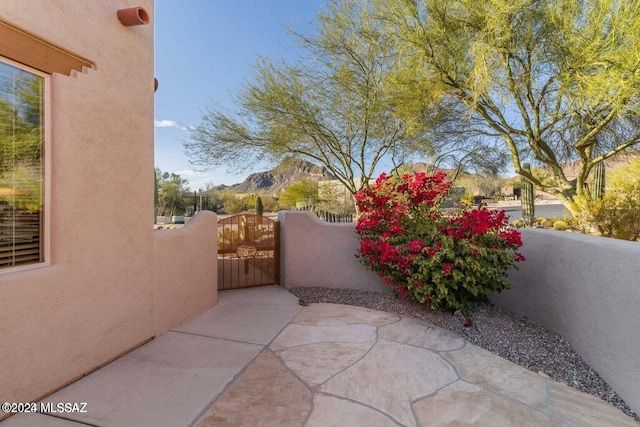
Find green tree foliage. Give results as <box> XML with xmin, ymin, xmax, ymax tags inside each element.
<box><xmin>317</xmin><ymin>180</ymin><xmax>357</xmax><ymax>214</ymax></box>
<box><xmin>0</xmin><ymin>64</ymin><xmax>43</xmax><ymax>212</ymax></box>
<box><xmin>154</xmin><ymin>168</ymin><xmax>159</xmax><ymax>220</ymax></box>
<box><xmin>259</xmin><ymin>196</ymin><xmax>279</xmax><ymax>212</ymax></box>
<box><xmin>202</xmin><ymin>187</ymin><xmax>232</xmax><ymax>213</ymax></box>
<box><xmin>243</xmin><ymin>194</ymin><xmax>257</xmax><ymax>210</ymax></box>
<box><xmin>222</xmin><ymin>197</ymin><xmax>247</xmax><ymax>214</ymax></box>
<box><xmin>155</xmin><ymin>168</ymin><xmax>189</xmax><ymax>216</ymax></box>
<box><xmin>210</xmin><ymin>188</ymin><xmax>259</xmax><ymax>214</ymax></box>
<box><xmin>454</xmin><ymin>173</ymin><xmax>506</xmax><ymax>199</ymax></box>
<box><xmin>279</xmin><ymin>179</ymin><xmax>319</xmax><ymax>208</ymax></box>
<box><xmin>186</xmin><ymin>0</ymin><xmax>432</xmax><ymax>197</ymax></box>
<box><xmin>0</xmin><ymin>72</ymin><xmax>42</xmax><ymax>173</ymax></box>
<box><xmin>571</xmin><ymin>158</ymin><xmax>640</xmax><ymax>240</ymax></box>
<box><xmin>608</xmin><ymin>158</ymin><xmax>640</xmax><ymax>194</ymax></box>
<box><xmin>376</xmin><ymin>0</ymin><xmax>640</xmax><ymax>214</ymax></box>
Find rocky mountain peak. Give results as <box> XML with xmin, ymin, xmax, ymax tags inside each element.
<box><xmin>230</xmin><ymin>158</ymin><xmax>334</xmax><ymax>193</ymax></box>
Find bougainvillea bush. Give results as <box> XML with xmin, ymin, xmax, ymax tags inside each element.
<box><xmin>355</xmin><ymin>172</ymin><xmax>525</xmax><ymax>323</ymax></box>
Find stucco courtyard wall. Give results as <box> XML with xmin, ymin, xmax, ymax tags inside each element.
<box><xmin>490</xmin><ymin>229</ymin><xmax>640</xmax><ymax>415</ymax></box>
<box><xmin>0</xmin><ymin>1</ymin><xmax>218</xmax><ymax>410</ymax></box>
<box><xmin>278</xmin><ymin>211</ymin><xmax>388</xmax><ymax>293</ymax></box>
<box><xmin>153</xmin><ymin>212</ymin><xmax>218</xmax><ymax>334</ymax></box>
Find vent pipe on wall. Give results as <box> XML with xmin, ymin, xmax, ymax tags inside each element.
<box><xmin>117</xmin><ymin>7</ymin><xmax>150</xmax><ymax>27</ymax></box>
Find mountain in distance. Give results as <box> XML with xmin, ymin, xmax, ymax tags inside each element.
<box><xmin>224</xmin><ymin>158</ymin><xmax>335</xmax><ymax>194</ymax></box>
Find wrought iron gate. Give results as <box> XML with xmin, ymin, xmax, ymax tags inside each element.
<box><xmin>217</xmin><ymin>214</ymin><xmax>279</xmax><ymax>290</ymax></box>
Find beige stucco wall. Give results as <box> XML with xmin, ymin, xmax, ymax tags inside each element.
<box><xmin>0</xmin><ymin>0</ymin><xmax>217</xmax><ymax>408</ymax></box>
<box><xmin>491</xmin><ymin>229</ymin><xmax>640</xmax><ymax>415</ymax></box>
<box><xmin>278</xmin><ymin>211</ymin><xmax>389</xmax><ymax>293</ymax></box>
<box><xmin>153</xmin><ymin>212</ymin><xmax>217</xmax><ymax>334</ymax></box>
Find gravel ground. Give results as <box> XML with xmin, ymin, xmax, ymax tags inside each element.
<box><xmin>289</xmin><ymin>287</ymin><xmax>639</xmax><ymax>422</ymax></box>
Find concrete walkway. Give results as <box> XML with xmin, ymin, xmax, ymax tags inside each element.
<box><xmin>2</xmin><ymin>286</ymin><xmax>637</xmax><ymax>426</ymax></box>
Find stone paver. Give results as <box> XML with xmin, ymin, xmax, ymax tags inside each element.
<box><xmin>3</xmin><ymin>287</ymin><xmax>638</xmax><ymax>427</ymax></box>
<box><xmin>292</xmin><ymin>303</ymin><xmax>399</xmax><ymax>327</ymax></box>
<box><xmin>194</xmin><ymin>350</ymin><xmax>311</xmax><ymax>427</ymax></box>
<box><xmin>306</xmin><ymin>394</ymin><xmax>399</xmax><ymax>427</ymax></box>
<box><xmin>270</xmin><ymin>323</ymin><xmax>377</xmax><ymax>351</ymax></box>
<box><xmin>275</xmin><ymin>341</ymin><xmax>374</xmax><ymax>386</ymax></box>
<box><xmin>321</xmin><ymin>339</ymin><xmax>458</xmax><ymax>427</ymax></box>
<box><xmin>414</xmin><ymin>381</ymin><xmax>565</xmax><ymax>426</ymax></box>
<box><xmin>548</xmin><ymin>381</ymin><xmax>639</xmax><ymax>426</ymax></box>
<box><xmin>442</xmin><ymin>343</ymin><xmax>549</xmax><ymax>408</ymax></box>
<box><xmin>378</xmin><ymin>317</ymin><xmax>465</xmax><ymax>351</ymax></box>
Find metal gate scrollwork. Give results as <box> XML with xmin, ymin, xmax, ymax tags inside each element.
<box><xmin>217</xmin><ymin>214</ymin><xmax>279</xmax><ymax>290</ymax></box>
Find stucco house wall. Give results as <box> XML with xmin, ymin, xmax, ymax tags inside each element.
<box><xmin>0</xmin><ymin>0</ymin><xmax>217</xmax><ymax>409</ymax></box>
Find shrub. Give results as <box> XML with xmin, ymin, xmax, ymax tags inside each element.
<box><xmin>222</xmin><ymin>197</ymin><xmax>246</xmax><ymax>214</ymax></box>
<box><xmin>540</xmin><ymin>219</ymin><xmax>553</xmax><ymax>228</ymax></box>
<box><xmin>459</xmin><ymin>193</ymin><xmax>474</xmax><ymax>207</ymax></box>
<box><xmin>509</xmin><ymin>218</ymin><xmax>525</xmax><ymax>228</ymax></box>
<box><xmin>571</xmin><ymin>193</ymin><xmax>640</xmax><ymax>241</ymax></box>
<box><xmin>355</xmin><ymin>172</ymin><xmax>525</xmax><ymax>322</ymax></box>
<box><xmin>553</xmin><ymin>220</ymin><xmax>568</xmax><ymax>230</ymax></box>
<box><xmin>570</xmin><ymin>159</ymin><xmax>640</xmax><ymax>242</ymax></box>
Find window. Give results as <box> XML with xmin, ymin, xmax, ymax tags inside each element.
<box><xmin>0</xmin><ymin>59</ymin><xmax>45</xmax><ymax>269</ymax></box>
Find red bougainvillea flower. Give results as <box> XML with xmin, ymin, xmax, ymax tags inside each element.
<box><xmin>426</xmin><ymin>241</ymin><xmax>442</xmax><ymax>259</ymax></box>
<box><xmin>395</xmin><ymin>286</ymin><xmax>409</xmax><ymax>298</ymax></box>
<box><xmin>442</xmin><ymin>263</ymin><xmax>455</xmax><ymax>276</ymax></box>
<box><xmin>408</xmin><ymin>239</ymin><xmax>426</xmax><ymax>253</ymax></box>
<box><xmin>499</xmin><ymin>228</ymin><xmax>523</xmax><ymax>247</ymax></box>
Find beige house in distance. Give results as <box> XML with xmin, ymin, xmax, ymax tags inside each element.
<box><xmin>0</xmin><ymin>0</ymin><xmax>218</xmax><ymax>413</ymax></box>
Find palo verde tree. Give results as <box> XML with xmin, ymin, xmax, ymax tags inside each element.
<box><xmin>185</xmin><ymin>0</ymin><xmax>430</xmax><ymax>199</ymax></box>
<box><xmin>376</xmin><ymin>0</ymin><xmax>640</xmax><ymax>214</ymax></box>
<box><xmin>278</xmin><ymin>179</ymin><xmax>319</xmax><ymax>208</ymax></box>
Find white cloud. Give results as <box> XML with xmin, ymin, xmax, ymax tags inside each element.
<box><xmin>175</xmin><ymin>169</ymin><xmax>206</xmax><ymax>178</ymax></box>
<box><xmin>154</xmin><ymin>119</ymin><xmax>179</xmax><ymax>128</ymax></box>
<box><xmin>155</xmin><ymin>119</ymin><xmax>192</xmax><ymax>131</ymax></box>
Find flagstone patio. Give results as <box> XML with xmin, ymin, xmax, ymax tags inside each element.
<box><xmin>2</xmin><ymin>286</ymin><xmax>637</xmax><ymax>426</ymax></box>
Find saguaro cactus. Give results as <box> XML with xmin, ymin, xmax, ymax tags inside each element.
<box><xmin>521</xmin><ymin>163</ymin><xmax>535</xmax><ymax>226</ymax></box>
<box><xmin>193</xmin><ymin>190</ymin><xmax>198</xmax><ymax>213</ymax></box>
<box><xmin>590</xmin><ymin>162</ymin><xmax>605</xmax><ymax>200</ymax></box>
<box><xmin>255</xmin><ymin>196</ymin><xmax>264</xmax><ymax>216</ymax></box>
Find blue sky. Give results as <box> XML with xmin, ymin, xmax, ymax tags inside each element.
<box><xmin>154</xmin><ymin>0</ymin><xmax>327</xmax><ymax>190</ymax></box>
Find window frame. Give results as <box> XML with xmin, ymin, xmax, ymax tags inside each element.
<box><xmin>0</xmin><ymin>55</ymin><xmax>50</xmax><ymax>273</ymax></box>
<box><xmin>0</xmin><ymin>20</ymin><xmax>93</xmax><ymax>76</ymax></box>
